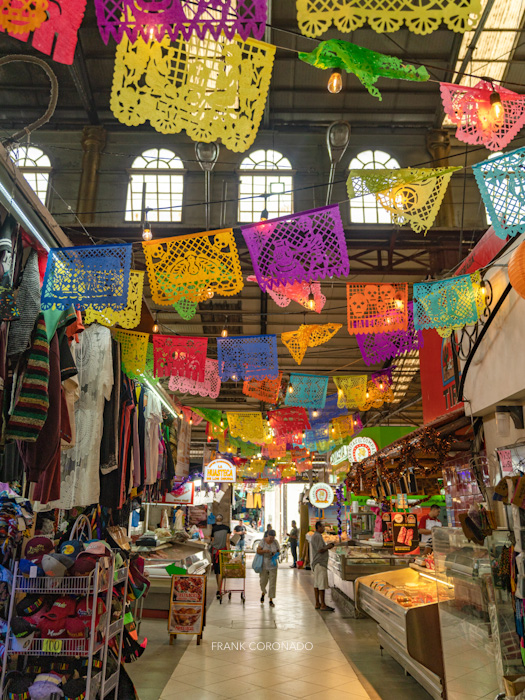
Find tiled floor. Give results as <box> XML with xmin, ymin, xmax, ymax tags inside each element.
<box><xmin>149</xmin><ymin>564</ymin><xmax>431</xmax><ymax>700</ymax></box>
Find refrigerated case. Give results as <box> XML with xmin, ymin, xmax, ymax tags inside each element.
<box><xmin>349</xmin><ymin>510</ymin><xmax>376</xmax><ymax>539</ymax></box>
<box><xmin>356</xmin><ymin>567</ymin><xmax>446</xmax><ymax>699</ymax></box>
<box><xmin>328</xmin><ymin>546</ymin><xmax>414</xmax><ymax>602</ymax></box>
<box><xmin>433</xmin><ymin>527</ymin><xmax>521</xmax><ymax>700</ymax></box>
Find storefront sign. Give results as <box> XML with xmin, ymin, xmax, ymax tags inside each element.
<box><xmin>309</xmin><ymin>482</ymin><xmax>334</xmax><ymax>508</ymax></box>
<box><xmin>166</xmin><ymin>481</ymin><xmax>194</xmax><ymax>505</ymax></box>
<box><xmin>392</xmin><ymin>512</ymin><xmax>419</xmax><ymax>554</ymax></box>
<box><xmin>169</xmin><ymin>573</ymin><xmax>206</xmax><ymax>637</ymax></box>
<box><xmin>330</xmin><ymin>445</ymin><xmax>348</xmax><ymax>466</ymax></box>
<box><xmin>497</xmin><ymin>448</ymin><xmax>514</xmax><ymax>474</ymax></box>
<box><xmin>204</xmin><ymin>459</ymin><xmax>236</xmax><ymax>483</ymax></box>
<box><xmin>348</xmin><ymin>437</ymin><xmax>378</xmax><ymax>463</ymax></box>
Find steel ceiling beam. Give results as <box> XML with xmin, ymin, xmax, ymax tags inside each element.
<box><xmin>67</xmin><ymin>41</ymin><xmax>99</xmax><ymax>125</ymax></box>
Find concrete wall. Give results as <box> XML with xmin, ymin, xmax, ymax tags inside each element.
<box><xmin>27</xmin><ymin>127</ymin><xmax>488</xmax><ymax>233</ymax></box>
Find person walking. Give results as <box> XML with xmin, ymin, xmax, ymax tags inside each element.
<box><xmin>257</xmin><ymin>529</ymin><xmax>280</xmax><ymax>607</ymax></box>
<box><xmin>233</xmin><ymin>521</ymin><xmax>246</xmax><ymax>551</ymax></box>
<box><xmin>209</xmin><ymin>514</ymin><xmax>230</xmax><ymax>598</ymax></box>
<box><xmin>265</xmin><ymin>522</ymin><xmax>272</xmax><ymax>536</ymax></box>
<box><xmin>309</xmin><ymin>521</ymin><xmax>335</xmax><ymax>611</ymax></box>
<box><xmin>287</xmin><ymin>520</ymin><xmax>299</xmax><ymax>568</ymax></box>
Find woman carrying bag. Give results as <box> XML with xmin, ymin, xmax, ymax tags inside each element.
<box><xmin>255</xmin><ymin>529</ymin><xmax>280</xmax><ymax>607</ymax></box>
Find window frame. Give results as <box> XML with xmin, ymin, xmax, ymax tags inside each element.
<box><xmin>348</xmin><ymin>149</ymin><xmax>401</xmax><ymax>226</ymax></box>
<box><xmin>125</xmin><ymin>148</ymin><xmax>187</xmax><ymax>225</ymax></box>
<box><xmin>10</xmin><ymin>146</ymin><xmax>52</xmax><ymax>208</ymax></box>
<box><xmin>237</xmin><ymin>149</ymin><xmax>295</xmax><ymax>224</ymax></box>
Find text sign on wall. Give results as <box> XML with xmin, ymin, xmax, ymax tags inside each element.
<box><xmin>348</xmin><ymin>437</ymin><xmax>378</xmax><ymax>463</ymax></box>
<box><xmin>204</xmin><ymin>459</ymin><xmax>236</xmax><ymax>483</ymax></box>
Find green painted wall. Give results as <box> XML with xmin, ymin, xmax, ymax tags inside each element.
<box><xmin>359</xmin><ymin>426</ymin><xmax>415</xmax><ymax>450</ymax></box>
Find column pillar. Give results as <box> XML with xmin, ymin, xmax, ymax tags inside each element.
<box><xmin>76</xmin><ymin>126</ymin><xmax>106</xmax><ymax>224</ymax></box>
<box><xmin>426</xmin><ymin>129</ymin><xmax>455</xmax><ymax>228</ymax></box>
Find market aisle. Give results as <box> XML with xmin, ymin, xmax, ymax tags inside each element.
<box><xmin>159</xmin><ymin>565</ymin><xmax>370</xmax><ymax>700</ymax></box>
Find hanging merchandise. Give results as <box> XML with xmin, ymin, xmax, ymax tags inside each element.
<box><xmin>267</xmin><ymin>406</ymin><xmax>311</xmax><ymax>437</ymax></box>
<box><xmin>168</xmin><ymin>358</ymin><xmax>221</xmax><ymax>399</ymax></box>
<box><xmin>247</xmin><ymin>276</ymin><xmax>326</xmax><ymax>312</ymax></box>
<box><xmin>241</xmin><ymin>204</ymin><xmax>349</xmax><ymax>291</ymax></box>
<box><xmin>95</xmin><ymin>0</ymin><xmax>268</xmax><ymax>43</ymax></box>
<box><xmin>111</xmin><ymin>32</ymin><xmax>275</xmax><ymax>152</ymax></box>
<box><xmin>142</xmin><ymin>230</ymin><xmax>243</xmax><ymax>312</ymax></box>
<box><xmin>226</xmin><ymin>412</ymin><xmax>265</xmax><ymax>442</ymax></box>
<box><xmin>473</xmin><ymin>147</ymin><xmax>525</xmax><ymax>240</ymax></box>
<box><xmin>299</xmin><ymin>40</ymin><xmax>428</xmax><ymax>100</ymax></box>
<box><xmin>217</xmin><ymin>334</ymin><xmax>279</xmax><ymax>381</ymax></box>
<box><xmin>153</xmin><ymin>334</ymin><xmax>208</xmax><ymax>381</ymax></box>
<box><xmin>413</xmin><ymin>271</ymin><xmax>484</xmax><ymax>338</ymax></box>
<box><xmin>347</xmin><ymin>167</ymin><xmax>461</xmax><ymax>234</ymax></box>
<box><xmin>296</xmin><ymin>0</ymin><xmax>481</xmax><ymax>38</ymax></box>
<box><xmin>84</xmin><ymin>269</ymin><xmax>145</xmax><ymax>329</ymax></box>
<box><xmin>284</xmin><ymin>373</ymin><xmax>329</xmax><ymax>409</ymax></box>
<box><xmin>357</xmin><ymin>368</ymin><xmax>395</xmax><ymax>411</ymax></box>
<box><xmin>282</xmin><ymin>323</ymin><xmax>342</xmax><ymax>365</ymax></box>
<box><xmin>5</xmin><ymin>314</ymin><xmax>49</xmax><ymax>441</ymax></box>
<box><xmin>243</xmin><ymin>372</ymin><xmax>282</xmax><ymax>403</ymax></box>
<box><xmin>309</xmin><ymin>394</ymin><xmax>346</xmax><ymax>426</ymax></box>
<box><xmin>0</xmin><ymin>0</ymin><xmax>87</xmax><ymax>64</ymax></box>
<box><xmin>356</xmin><ymin>301</ymin><xmax>423</xmax><ymax>366</ymax></box>
<box><xmin>41</xmin><ymin>243</ymin><xmax>132</xmax><ymax>310</ymax></box>
<box><xmin>346</xmin><ymin>282</ymin><xmax>408</xmax><ymax>335</ymax></box>
<box><xmin>176</xmin><ymin>418</ymin><xmax>191</xmax><ymax>477</ymax></box>
<box><xmin>116</xmin><ymin>329</ymin><xmax>149</xmax><ymax>377</ymax></box>
<box><xmin>440</xmin><ymin>80</ymin><xmax>524</xmax><ymax>152</ymax></box>
<box><xmin>333</xmin><ymin>375</ymin><xmax>367</xmax><ymax>408</ymax></box>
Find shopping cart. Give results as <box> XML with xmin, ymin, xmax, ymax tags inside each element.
<box><xmin>218</xmin><ymin>550</ymin><xmax>246</xmax><ymax>604</ymax></box>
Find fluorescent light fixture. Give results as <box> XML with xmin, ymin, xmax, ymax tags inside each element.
<box><xmin>418</xmin><ymin>570</ymin><xmax>454</xmax><ymax>588</ymax></box>
<box><xmin>142</xmin><ymin>378</ymin><xmax>178</xmax><ymax>418</ymax></box>
<box><xmin>0</xmin><ymin>180</ymin><xmax>50</xmax><ymax>251</ymax></box>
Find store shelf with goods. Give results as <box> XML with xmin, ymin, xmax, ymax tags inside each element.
<box><xmin>0</xmin><ymin>552</ymin><xmax>130</xmax><ymax>700</ymax></box>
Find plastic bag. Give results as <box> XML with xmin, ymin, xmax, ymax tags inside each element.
<box><xmin>252</xmin><ymin>553</ymin><xmax>263</xmax><ymax>574</ymax></box>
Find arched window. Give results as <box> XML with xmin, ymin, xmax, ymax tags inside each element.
<box><xmin>239</xmin><ymin>149</ymin><xmax>293</xmax><ymax>223</ymax></box>
<box><xmin>349</xmin><ymin>150</ymin><xmax>400</xmax><ymax>224</ymax></box>
<box><xmin>11</xmin><ymin>146</ymin><xmax>51</xmax><ymax>206</ymax></box>
<box><xmin>126</xmin><ymin>148</ymin><xmax>184</xmax><ymax>223</ymax></box>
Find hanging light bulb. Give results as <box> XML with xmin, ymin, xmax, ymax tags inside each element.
<box><xmin>152</xmin><ymin>313</ymin><xmax>159</xmax><ymax>334</ymax></box>
<box><xmin>366</xmin><ymin>390</ymin><xmax>370</xmax><ymax>399</ymax></box>
<box><xmin>288</xmin><ymin>384</ymin><xmax>294</xmax><ymax>394</ymax></box>
<box><xmin>307</xmin><ymin>287</ymin><xmax>315</xmax><ymax>311</ymax></box>
<box><xmin>327</xmin><ymin>68</ymin><xmax>343</xmax><ymax>94</ymax></box>
<box><xmin>312</xmin><ymin>410</ymin><xmax>319</xmax><ymax>418</ymax></box>
<box><xmin>207</xmin><ymin>435</ymin><xmax>211</xmax><ymax>442</ymax></box>
<box><xmin>189</xmin><ymin>417</ymin><xmax>193</xmax><ymax>426</ymax></box>
<box><xmin>220</xmin><ymin>419</ymin><xmax>224</xmax><ymax>428</ymax></box>
<box><xmin>379</xmin><ymin>381</ymin><xmax>384</xmax><ymax>390</ymax></box>
<box><xmin>232</xmin><ymin>374</ymin><xmax>238</xmax><ymax>381</ymax></box>
<box><xmin>221</xmin><ymin>327</ymin><xmax>228</xmax><ymax>338</ymax></box>
<box><xmin>206</xmin><ymin>288</ymin><xmax>214</xmax><ymax>299</ymax></box>
<box><xmin>142</xmin><ymin>225</ymin><xmax>153</xmax><ymax>242</ymax></box>
<box><xmin>480</xmin><ymin>281</ymin><xmax>487</xmax><ymax>296</ymax></box>
<box><xmin>490</xmin><ymin>89</ymin><xmax>505</xmax><ymax>127</ymax></box>
<box><xmin>260</xmin><ymin>207</ymin><xmax>269</xmax><ymax>221</ymax></box>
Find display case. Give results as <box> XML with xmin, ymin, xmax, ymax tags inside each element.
<box><xmin>349</xmin><ymin>511</ymin><xmax>376</xmax><ymax>539</ymax></box>
<box><xmin>356</xmin><ymin>567</ymin><xmax>446</xmax><ymax>699</ymax></box>
<box><xmin>433</xmin><ymin>527</ymin><xmax>520</xmax><ymax>700</ymax></box>
<box><xmin>328</xmin><ymin>546</ymin><xmax>414</xmax><ymax>602</ymax></box>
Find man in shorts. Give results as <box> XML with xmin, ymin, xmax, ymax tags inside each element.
<box><xmin>309</xmin><ymin>520</ymin><xmax>335</xmax><ymax>611</ymax></box>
